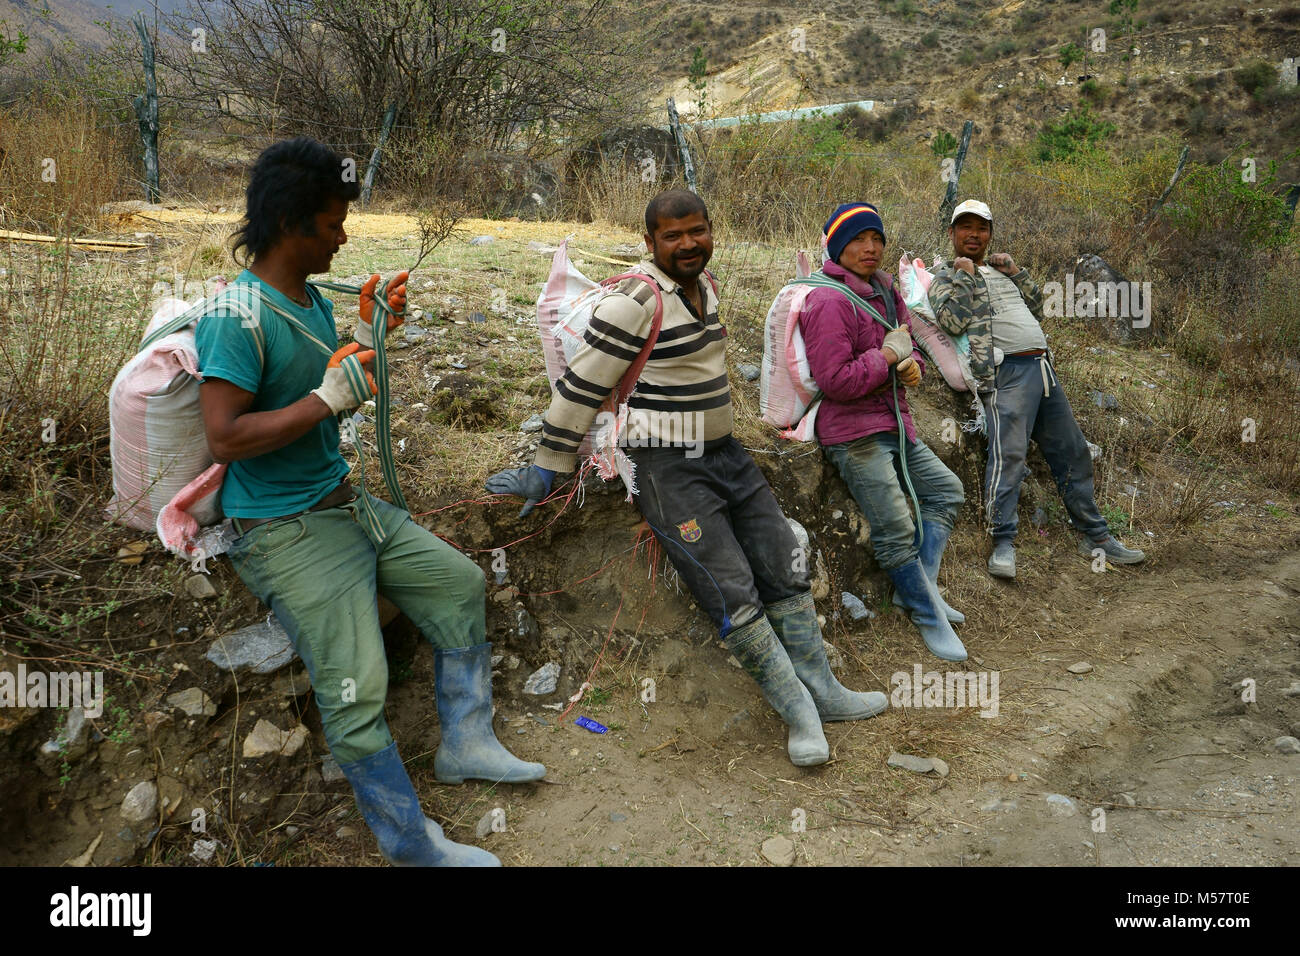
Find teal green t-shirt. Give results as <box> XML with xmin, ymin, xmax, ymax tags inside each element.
<box><xmin>195</xmin><ymin>270</ymin><xmax>351</xmax><ymax>519</ymax></box>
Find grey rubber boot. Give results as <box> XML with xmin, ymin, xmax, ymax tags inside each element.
<box><xmin>433</xmin><ymin>643</ymin><xmax>547</xmax><ymax>784</ymax></box>
<box><xmin>988</xmin><ymin>539</ymin><xmax>1016</xmax><ymax>579</ymax></box>
<box><xmin>726</xmin><ymin>615</ymin><xmax>829</xmax><ymax>767</ymax></box>
<box><xmin>892</xmin><ymin>520</ymin><xmax>965</xmax><ymax>623</ymax></box>
<box><xmin>886</xmin><ymin>559</ymin><xmax>968</xmax><ymax>662</ymax></box>
<box><xmin>1079</xmin><ymin>534</ymin><xmax>1146</xmax><ymax>565</ymax></box>
<box><xmin>338</xmin><ymin>742</ymin><xmax>500</xmax><ymax>866</ymax></box>
<box><xmin>765</xmin><ymin>592</ymin><xmax>888</xmax><ymax>721</ymax></box>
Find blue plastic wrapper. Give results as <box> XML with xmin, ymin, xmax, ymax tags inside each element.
<box><xmin>574</xmin><ymin>716</ymin><xmax>608</xmax><ymax>734</ymax></box>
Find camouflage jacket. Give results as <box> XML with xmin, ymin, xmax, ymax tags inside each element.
<box><xmin>927</xmin><ymin>262</ymin><xmax>1044</xmax><ymax>388</ymax></box>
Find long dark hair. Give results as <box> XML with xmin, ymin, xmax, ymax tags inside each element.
<box><xmin>231</xmin><ymin>137</ymin><xmax>361</xmax><ymax>266</ymax></box>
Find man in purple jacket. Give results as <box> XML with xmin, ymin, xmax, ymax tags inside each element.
<box><xmin>800</xmin><ymin>203</ymin><xmax>968</xmax><ymax>662</ymax></box>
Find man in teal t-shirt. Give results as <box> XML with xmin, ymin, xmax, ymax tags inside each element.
<box><xmin>196</xmin><ymin>272</ymin><xmax>350</xmax><ymax>518</ymax></box>
<box><xmin>196</xmin><ymin>137</ymin><xmax>544</xmax><ymax>868</ymax></box>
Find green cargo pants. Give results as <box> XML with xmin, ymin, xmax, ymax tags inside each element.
<box><xmin>226</xmin><ymin>491</ymin><xmax>482</xmax><ymax>763</ymax></box>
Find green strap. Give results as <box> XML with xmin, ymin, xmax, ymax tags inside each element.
<box><xmin>139</xmin><ymin>278</ymin><xmax>408</xmax><ymax>543</ymax></box>
<box><xmin>794</xmin><ymin>271</ymin><xmax>924</xmax><ymax>550</ymax></box>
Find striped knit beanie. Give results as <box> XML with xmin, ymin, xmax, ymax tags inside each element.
<box><xmin>823</xmin><ymin>203</ymin><xmax>886</xmax><ymax>264</ymax></box>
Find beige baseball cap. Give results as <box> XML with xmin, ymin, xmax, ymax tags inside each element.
<box><xmin>950</xmin><ymin>199</ymin><xmax>992</xmax><ymax>225</ymax></box>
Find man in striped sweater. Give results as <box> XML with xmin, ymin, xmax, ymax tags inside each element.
<box><xmin>488</xmin><ymin>190</ymin><xmax>888</xmax><ymax>768</ymax></box>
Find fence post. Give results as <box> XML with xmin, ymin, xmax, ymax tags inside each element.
<box><xmin>937</xmin><ymin>119</ymin><xmax>974</xmax><ymax>233</ymax></box>
<box><xmin>1283</xmin><ymin>183</ymin><xmax>1300</xmax><ymax>233</ymax></box>
<box><xmin>361</xmin><ymin>102</ymin><xmax>398</xmax><ymax>206</ymax></box>
<box><xmin>132</xmin><ymin>12</ymin><xmax>160</xmax><ymax>204</ymax></box>
<box><xmin>1140</xmin><ymin>144</ymin><xmax>1190</xmax><ymax>228</ymax></box>
<box><xmin>667</xmin><ymin>98</ymin><xmax>698</xmax><ymax>194</ymax></box>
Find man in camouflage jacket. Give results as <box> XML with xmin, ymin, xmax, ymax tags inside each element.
<box><xmin>927</xmin><ymin>199</ymin><xmax>1145</xmax><ymax>579</ymax></box>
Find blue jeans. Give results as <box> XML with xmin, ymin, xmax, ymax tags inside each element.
<box><xmin>981</xmin><ymin>354</ymin><xmax>1108</xmax><ymax>542</ymax></box>
<box><xmin>226</xmin><ymin>491</ymin><xmax>484</xmax><ymax>763</ymax></box>
<box><xmin>824</xmin><ymin>433</ymin><xmax>964</xmax><ymax>571</ymax></box>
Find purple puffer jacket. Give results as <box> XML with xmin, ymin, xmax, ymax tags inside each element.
<box><xmin>799</xmin><ymin>259</ymin><xmax>925</xmax><ymax>446</ymax></box>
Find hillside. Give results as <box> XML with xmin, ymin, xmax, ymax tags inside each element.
<box><xmin>649</xmin><ymin>0</ymin><xmax>1300</xmax><ymax>179</ymax></box>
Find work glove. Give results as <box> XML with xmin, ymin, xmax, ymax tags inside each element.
<box><xmin>896</xmin><ymin>356</ymin><xmax>922</xmax><ymax>387</ymax></box>
<box><xmin>353</xmin><ymin>271</ymin><xmax>409</xmax><ymax>349</ymax></box>
<box><xmin>881</xmin><ymin>325</ymin><xmax>914</xmax><ymax>365</ymax></box>
<box><xmin>485</xmin><ymin>465</ymin><xmax>555</xmax><ymax>518</ymax></box>
<box><xmin>312</xmin><ymin>343</ymin><xmax>376</xmax><ymax>415</ymax></box>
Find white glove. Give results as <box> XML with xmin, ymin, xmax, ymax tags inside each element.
<box><xmin>882</xmin><ymin>325</ymin><xmax>913</xmax><ymax>364</ymax></box>
<box><xmin>312</xmin><ymin>343</ymin><xmax>376</xmax><ymax>415</ymax></box>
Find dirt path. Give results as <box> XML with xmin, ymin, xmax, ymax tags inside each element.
<box><xmin>407</xmin><ymin>540</ymin><xmax>1299</xmax><ymax>867</ymax></box>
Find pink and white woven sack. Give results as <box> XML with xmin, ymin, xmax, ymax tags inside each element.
<box><xmin>759</xmin><ymin>251</ymin><xmax>822</xmax><ymax>441</ymax></box>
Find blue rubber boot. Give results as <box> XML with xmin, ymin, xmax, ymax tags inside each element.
<box><xmin>765</xmin><ymin>592</ymin><xmax>888</xmax><ymax>721</ymax></box>
<box><xmin>918</xmin><ymin>520</ymin><xmax>965</xmax><ymax>624</ymax></box>
<box><xmin>338</xmin><ymin>742</ymin><xmax>499</xmax><ymax>866</ymax></box>
<box><xmin>887</xmin><ymin>559</ymin><xmax>968</xmax><ymax>662</ymax></box>
<box><xmin>726</xmin><ymin>615</ymin><xmax>829</xmax><ymax>767</ymax></box>
<box><xmin>433</xmin><ymin>643</ymin><xmax>547</xmax><ymax>785</ymax></box>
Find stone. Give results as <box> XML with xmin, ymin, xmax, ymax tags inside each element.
<box><xmin>929</xmin><ymin>757</ymin><xmax>951</xmax><ymax>778</ymax></box>
<box><xmin>64</xmin><ymin>832</ymin><xmax>104</xmax><ymax>867</ymax></box>
<box><xmin>190</xmin><ymin>839</ymin><xmax>219</xmax><ymax>862</ymax></box>
<box><xmin>609</xmin><ymin>812</ymin><xmax>627</xmax><ymax>822</ymax></box>
<box><xmin>468</xmin><ymin>235</ymin><xmax>495</xmax><ymax>246</ymax></box>
<box><xmin>476</xmin><ymin>811</ymin><xmax>498</xmax><ymax>839</ymax></box>
<box><xmin>761</xmin><ymin>835</ymin><xmax>796</xmax><ymax>866</ymax></box>
<box><xmin>520</xmin><ymin>413</ymin><xmax>545</xmax><ymax>433</ymax></box>
<box><xmin>468</xmin><ymin>311</ymin><xmax>488</xmax><ymax>323</ymax></box>
<box><xmin>117</xmin><ymin>540</ymin><xmax>148</xmax><ymax>564</ymax></box>
<box><xmin>1273</xmin><ymin>736</ymin><xmax>1300</xmax><ymax>755</ymax></box>
<box><xmin>515</xmin><ymin>607</ymin><xmax>540</xmax><ymax>646</ymax></box>
<box><xmin>166</xmin><ymin>687</ymin><xmax>216</xmax><ymax>717</ymax></box>
<box><xmin>822</xmin><ymin>640</ymin><xmax>845</xmax><ymax>672</ymax></box>
<box><xmin>271</xmin><ymin>667</ymin><xmax>313</xmax><ymax>698</ymax></box>
<box><xmin>120</xmin><ymin>780</ymin><xmax>158</xmax><ymax>826</ymax></box>
<box><xmin>1045</xmin><ymin>793</ymin><xmax>1078</xmax><ymax>816</ymax></box>
<box><xmin>888</xmin><ymin>752</ymin><xmax>940</xmax><ymax>775</ymax></box>
<box><xmin>1090</xmin><ymin>390</ymin><xmax>1119</xmax><ymax>410</ymax></box>
<box><xmin>1067</xmin><ymin>662</ymin><xmax>1094</xmax><ymax>674</ymax></box>
<box><xmin>321</xmin><ymin>754</ymin><xmax>345</xmax><ymax>783</ymax></box>
<box><xmin>1281</xmin><ymin>683</ymin><xmax>1300</xmax><ymax>698</ymax></box>
<box><xmin>40</xmin><ymin>705</ymin><xmax>92</xmax><ymax>760</ymax></box>
<box><xmin>184</xmin><ymin>573</ymin><xmax>218</xmax><ymax>600</ymax></box>
<box><xmin>404</xmin><ymin>323</ymin><xmax>430</xmax><ymax>343</ymax></box>
<box><xmin>206</xmin><ymin>616</ymin><xmax>298</xmax><ymax>674</ymax></box>
<box><xmin>523</xmin><ymin>662</ymin><xmax>560</xmax><ymax>695</ymax></box>
<box><xmin>242</xmin><ymin>718</ymin><xmax>309</xmax><ymax>758</ymax></box>
<box><xmin>840</xmin><ymin>592</ymin><xmax>871</xmax><ymax>621</ymax></box>
<box><xmin>738</xmin><ymin>363</ymin><xmax>760</xmax><ymax>382</ymax></box>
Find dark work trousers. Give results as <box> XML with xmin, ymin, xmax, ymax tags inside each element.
<box><xmin>628</xmin><ymin>437</ymin><xmax>809</xmax><ymax>637</ymax></box>
<box><xmin>981</xmin><ymin>353</ymin><xmax>1109</xmax><ymax>542</ymax></box>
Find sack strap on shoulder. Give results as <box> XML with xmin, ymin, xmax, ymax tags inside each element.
<box><xmin>600</xmin><ymin>273</ymin><xmax>665</xmax><ymax>406</ymax></box>
<box><xmin>790</xmin><ymin>273</ymin><xmax>891</xmax><ymax>329</ymax></box>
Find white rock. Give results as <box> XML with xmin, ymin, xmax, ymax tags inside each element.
<box><xmin>242</xmin><ymin>719</ymin><xmax>309</xmax><ymax>758</ymax></box>
<box><xmin>761</xmin><ymin>835</ymin><xmax>796</xmax><ymax>866</ymax></box>
<box><xmin>120</xmin><ymin>780</ymin><xmax>158</xmax><ymax>825</ymax></box>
